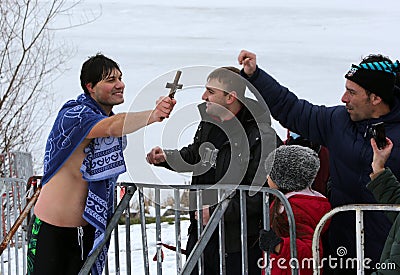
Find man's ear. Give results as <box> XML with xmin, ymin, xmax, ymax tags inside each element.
<box><xmin>226</xmin><ymin>91</ymin><xmax>238</xmax><ymax>104</ymax></box>
<box><xmin>370</xmin><ymin>93</ymin><xmax>383</xmax><ymax>106</ymax></box>
<box><xmin>86</xmin><ymin>83</ymin><xmax>93</xmax><ymax>93</ymax></box>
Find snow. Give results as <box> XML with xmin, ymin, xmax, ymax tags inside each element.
<box><xmin>4</xmin><ymin>0</ymin><xmax>400</xmax><ymax>274</ymax></box>
<box><xmin>107</xmin><ymin>219</ymin><xmax>190</xmax><ymax>274</ymax></box>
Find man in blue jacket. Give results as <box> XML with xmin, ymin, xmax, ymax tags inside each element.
<box><xmin>237</xmin><ymin>50</ymin><xmax>399</xmax><ymax>274</ymax></box>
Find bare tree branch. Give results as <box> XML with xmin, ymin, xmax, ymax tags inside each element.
<box><xmin>0</xmin><ymin>0</ymin><xmax>100</xmax><ymax>156</ymax></box>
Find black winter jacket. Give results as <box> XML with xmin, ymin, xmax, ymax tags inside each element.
<box><xmin>158</xmin><ymin>98</ymin><xmax>281</xmax><ymax>253</ymax></box>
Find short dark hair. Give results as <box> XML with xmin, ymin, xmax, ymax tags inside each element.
<box><xmin>207</xmin><ymin>66</ymin><xmax>246</xmax><ymax>100</ymax></box>
<box><xmin>361</xmin><ymin>53</ymin><xmax>392</xmax><ymax>64</ymax></box>
<box><xmin>80</xmin><ymin>53</ymin><xmax>121</xmax><ymax>94</ymax></box>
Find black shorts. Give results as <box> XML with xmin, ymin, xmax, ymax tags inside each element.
<box><xmin>27</xmin><ymin>217</ymin><xmax>95</xmax><ymax>275</ymax></box>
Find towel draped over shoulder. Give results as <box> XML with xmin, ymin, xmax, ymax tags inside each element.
<box><xmin>42</xmin><ymin>93</ymin><xmax>127</xmax><ymax>275</ymax></box>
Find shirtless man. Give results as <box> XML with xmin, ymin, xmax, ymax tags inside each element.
<box><xmin>27</xmin><ymin>53</ymin><xmax>176</xmax><ymax>275</ymax></box>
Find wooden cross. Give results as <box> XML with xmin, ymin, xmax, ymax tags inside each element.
<box><xmin>166</xmin><ymin>70</ymin><xmax>183</xmax><ymax>98</ymax></box>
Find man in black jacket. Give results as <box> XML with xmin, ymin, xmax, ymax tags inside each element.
<box><xmin>146</xmin><ymin>67</ymin><xmax>281</xmax><ymax>274</ymax></box>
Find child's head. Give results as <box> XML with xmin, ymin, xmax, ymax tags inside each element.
<box><xmin>265</xmin><ymin>145</ymin><xmax>320</xmax><ymax>193</ymax></box>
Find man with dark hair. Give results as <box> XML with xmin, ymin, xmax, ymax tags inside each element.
<box><xmin>238</xmin><ymin>50</ymin><xmax>400</xmax><ymax>274</ymax></box>
<box><xmin>147</xmin><ymin>67</ymin><xmax>281</xmax><ymax>274</ymax></box>
<box><xmin>27</xmin><ymin>53</ymin><xmax>176</xmax><ymax>275</ymax></box>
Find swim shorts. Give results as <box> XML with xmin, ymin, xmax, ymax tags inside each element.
<box><xmin>27</xmin><ymin>216</ymin><xmax>95</xmax><ymax>274</ymax></box>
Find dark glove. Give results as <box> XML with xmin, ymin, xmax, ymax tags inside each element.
<box><xmin>259</xmin><ymin>229</ymin><xmax>283</xmax><ymax>254</ymax></box>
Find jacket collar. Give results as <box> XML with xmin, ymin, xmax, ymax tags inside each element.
<box><xmin>197</xmin><ymin>97</ymin><xmax>271</xmax><ymax>126</ymax></box>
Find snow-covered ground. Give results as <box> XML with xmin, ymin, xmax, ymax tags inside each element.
<box><xmin>107</xmin><ymin>219</ymin><xmax>190</xmax><ymax>274</ymax></box>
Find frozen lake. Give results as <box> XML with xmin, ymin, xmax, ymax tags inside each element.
<box><xmin>46</xmin><ymin>0</ymin><xmax>400</xmax><ymax>185</ymax></box>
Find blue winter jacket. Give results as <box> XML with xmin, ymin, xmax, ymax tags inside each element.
<box><xmin>242</xmin><ymin>67</ymin><xmax>400</xmax><ymax>267</ymax></box>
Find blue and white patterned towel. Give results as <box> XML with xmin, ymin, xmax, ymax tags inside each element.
<box><xmin>42</xmin><ymin>93</ymin><xmax>126</xmax><ymax>275</ymax></box>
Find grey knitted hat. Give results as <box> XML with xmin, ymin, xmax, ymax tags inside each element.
<box><xmin>265</xmin><ymin>145</ymin><xmax>320</xmax><ymax>192</ymax></box>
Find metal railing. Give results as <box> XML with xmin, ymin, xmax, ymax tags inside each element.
<box><xmin>312</xmin><ymin>204</ymin><xmax>400</xmax><ymax>275</ymax></box>
<box><xmin>1</xmin><ymin>180</ymin><xmax>299</xmax><ymax>275</ymax></box>
<box><xmin>0</xmin><ymin>152</ymin><xmax>33</xmax><ymax>181</ymax></box>
<box><xmin>0</xmin><ymin>177</ymin><xmax>36</xmax><ymax>275</ymax></box>
<box><xmin>79</xmin><ymin>182</ymin><xmax>298</xmax><ymax>275</ymax></box>
<box><xmin>3</xmin><ymin>177</ymin><xmax>400</xmax><ymax>274</ymax></box>
<box><xmin>0</xmin><ymin>151</ymin><xmax>34</xmax><ymax>275</ymax></box>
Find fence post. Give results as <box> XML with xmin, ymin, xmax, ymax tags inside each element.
<box><xmin>218</xmin><ymin>189</ymin><xmax>226</xmax><ymax>275</ymax></box>
<box><xmin>78</xmin><ymin>185</ymin><xmax>136</xmax><ymax>275</ymax></box>
<box><xmin>139</xmin><ymin>187</ymin><xmax>150</xmax><ymax>275</ymax></box>
<box><xmin>124</xmin><ymin>187</ymin><xmax>132</xmax><ymax>275</ymax></box>
<box><xmin>240</xmin><ymin>190</ymin><xmax>248</xmax><ymax>274</ymax></box>
<box><xmin>174</xmin><ymin>189</ymin><xmax>182</xmax><ymax>273</ymax></box>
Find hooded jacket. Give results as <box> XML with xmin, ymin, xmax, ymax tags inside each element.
<box><xmin>269</xmin><ymin>191</ymin><xmax>331</xmax><ymax>275</ymax></box>
<box><xmin>242</xmin><ymin>67</ymin><xmax>400</xmax><ymax>266</ymax></box>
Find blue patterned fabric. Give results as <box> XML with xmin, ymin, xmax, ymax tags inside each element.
<box><xmin>42</xmin><ymin>93</ymin><xmax>127</xmax><ymax>275</ymax></box>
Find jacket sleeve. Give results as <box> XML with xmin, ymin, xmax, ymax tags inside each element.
<box><xmin>156</xmin><ymin>123</ymin><xmax>203</xmax><ymax>172</ymax></box>
<box><xmin>367</xmin><ymin>168</ymin><xmax>400</xmax><ymax>223</ymax></box>
<box><xmin>371</xmin><ymin>216</ymin><xmax>400</xmax><ymax>275</ymax></box>
<box><xmin>157</xmin><ymin>145</ymin><xmax>199</xmax><ymax>173</ymax></box>
<box><xmin>242</xmin><ymin>67</ymin><xmax>338</xmax><ymax>147</ymax></box>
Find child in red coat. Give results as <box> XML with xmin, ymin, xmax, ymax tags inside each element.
<box><xmin>259</xmin><ymin>145</ymin><xmax>331</xmax><ymax>275</ymax></box>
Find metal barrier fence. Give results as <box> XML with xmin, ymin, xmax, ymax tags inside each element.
<box><xmin>2</xmin><ymin>175</ymin><xmax>400</xmax><ymax>274</ymax></box>
<box><xmin>79</xmin><ymin>182</ymin><xmax>298</xmax><ymax>275</ymax></box>
<box><xmin>0</xmin><ymin>178</ymin><xmax>30</xmax><ymax>275</ymax></box>
<box><xmin>0</xmin><ymin>152</ymin><xmax>33</xmax><ymax>181</ymax></box>
<box><xmin>0</xmin><ymin>152</ymin><xmax>34</xmax><ymax>275</ymax></box>
<box><xmin>0</xmin><ymin>180</ymin><xmax>299</xmax><ymax>275</ymax></box>
<box><xmin>312</xmin><ymin>204</ymin><xmax>400</xmax><ymax>275</ymax></box>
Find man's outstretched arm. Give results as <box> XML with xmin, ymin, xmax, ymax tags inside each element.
<box><xmin>87</xmin><ymin>96</ymin><xmax>176</xmax><ymax>138</ymax></box>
